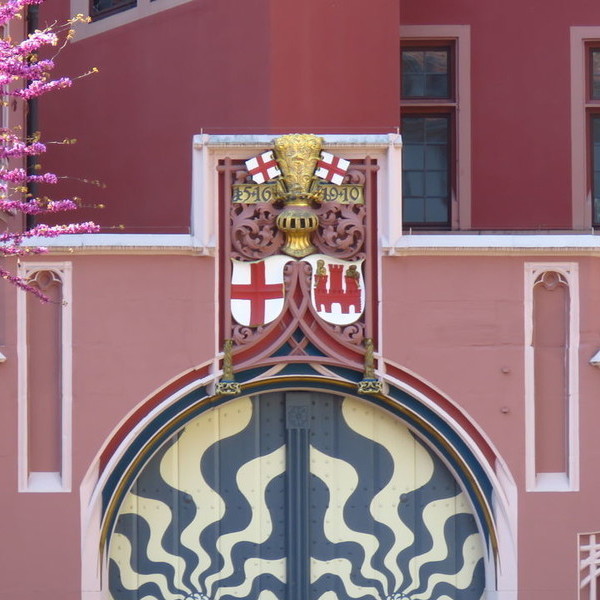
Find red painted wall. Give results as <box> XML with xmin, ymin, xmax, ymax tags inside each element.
<box><xmin>268</xmin><ymin>0</ymin><xmax>400</xmax><ymax>133</ymax></box>
<box><xmin>0</xmin><ymin>254</ymin><xmax>215</xmax><ymax>600</ymax></box>
<box><xmin>401</xmin><ymin>0</ymin><xmax>579</xmax><ymax>229</ymax></box>
<box><xmin>37</xmin><ymin>0</ymin><xmax>600</xmax><ymax>232</ymax></box>
<box><xmin>37</xmin><ymin>0</ymin><xmax>400</xmax><ymax>233</ymax></box>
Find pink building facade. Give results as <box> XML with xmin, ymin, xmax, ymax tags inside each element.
<box><xmin>1</xmin><ymin>1</ymin><xmax>600</xmax><ymax>599</ymax></box>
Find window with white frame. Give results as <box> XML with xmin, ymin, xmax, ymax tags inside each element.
<box><xmin>588</xmin><ymin>47</ymin><xmax>600</xmax><ymax>227</ymax></box>
<box><xmin>570</xmin><ymin>27</ymin><xmax>600</xmax><ymax>229</ymax></box>
<box><xmin>401</xmin><ymin>43</ymin><xmax>454</xmax><ymax>229</ymax></box>
<box><xmin>400</xmin><ymin>25</ymin><xmax>471</xmax><ymax>230</ymax></box>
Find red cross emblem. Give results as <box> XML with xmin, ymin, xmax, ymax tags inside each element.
<box><xmin>244</xmin><ymin>151</ymin><xmax>282</xmax><ymax>184</ymax></box>
<box><xmin>315</xmin><ymin>151</ymin><xmax>350</xmax><ymax>185</ymax></box>
<box><xmin>230</xmin><ymin>257</ymin><xmax>288</xmax><ymax>327</ymax></box>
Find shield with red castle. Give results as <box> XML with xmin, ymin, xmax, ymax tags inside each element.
<box><xmin>230</xmin><ymin>255</ymin><xmax>290</xmax><ymax>327</ymax></box>
<box><xmin>303</xmin><ymin>254</ymin><xmax>365</xmax><ymax>325</ymax></box>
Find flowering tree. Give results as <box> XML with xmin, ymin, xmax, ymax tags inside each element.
<box><xmin>0</xmin><ymin>0</ymin><xmax>98</xmax><ymax>300</ymax></box>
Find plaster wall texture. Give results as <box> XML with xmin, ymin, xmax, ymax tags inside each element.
<box><xmin>382</xmin><ymin>253</ymin><xmax>600</xmax><ymax>597</ymax></box>
<box><xmin>382</xmin><ymin>254</ymin><xmax>599</xmax><ymax>467</ymax></box>
<box><xmin>0</xmin><ymin>254</ymin><xmax>214</xmax><ymax>600</ymax></box>
<box><xmin>2</xmin><ymin>251</ymin><xmax>600</xmax><ymax>597</ymax></box>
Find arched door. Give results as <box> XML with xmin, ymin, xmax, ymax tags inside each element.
<box><xmin>108</xmin><ymin>392</ymin><xmax>486</xmax><ymax>600</ymax></box>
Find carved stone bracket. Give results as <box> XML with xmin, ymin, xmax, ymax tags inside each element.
<box><xmin>231</xmin><ymin>200</ymin><xmax>366</xmax><ymax>262</ymax></box>
<box><xmin>357</xmin><ymin>338</ymin><xmax>383</xmax><ymax>394</ymax></box>
<box><xmin>357</xmin><ymin>379</ymin><xmax>384</xmax><ymax>394</ymax></box>
<box><xmin>215</xmin><ymin>380</ymin><xmax>242</xmax><ymax>395</ymax></box>
<box><xmin>216</xmin><ymin>339</ymin><xmax>242</xmax><ymax>395</ymax></box>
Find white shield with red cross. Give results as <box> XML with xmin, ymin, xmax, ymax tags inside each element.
<box><xmin>303</xmin><ymin>254</ymin><xmax>365</xmax><ymax>325</ymax></box>
<box><xmin>230</xmin><ymin>256</ymin><xmax>290</xmax><ymax>327</ymax></box>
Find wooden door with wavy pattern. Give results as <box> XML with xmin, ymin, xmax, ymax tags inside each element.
<box><xmin>108</xmin><ymin>392</ymin><xmax>486</xmax><ymax>600</ymax></box>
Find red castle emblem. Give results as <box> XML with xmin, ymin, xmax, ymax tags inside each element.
<box><xmin>314</xmin><ymin>261</ymin><xmax>361</xmax><ymax>314</ymax></box>
<box><xmin>305</xmin><ymin>255</ymin><xmax>365</xmax><ymax>325</ymax></box>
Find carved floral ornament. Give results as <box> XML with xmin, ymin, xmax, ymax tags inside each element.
<box><xmin>217</xmin><ymin>134</ymin><xmax>382</xmax><ymax>395</ymax></box>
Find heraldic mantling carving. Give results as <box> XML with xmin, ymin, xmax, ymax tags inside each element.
<box><xmin>218</xmin><ymin>133</ymin><xmax>383</xmax><ymax>395</ymax></box>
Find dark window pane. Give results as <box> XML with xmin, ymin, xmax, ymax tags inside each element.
<box><xmin>402</xmin><ymin>50</ymin><xmax>425</xmax><ymax>73</ymax></box>
<box><xmin>425</xmin><ymin>171</ymin><xmax>448</xmax><ymax>197</ymax></box>
<box><xmin>425</xmin><ymin>74</ymin><xmax>449</xmax><ymax>98</ymax></box>
<box><xmin>425</xmin><ymin>50</ymin><xmax>448</xmax><ymax>74</ymax></box>
<box><xmin>594</xmin><ymin>170</ymin><xmax>600</xmax><ymax>195</ymax></box>
<box><xmin>593</xmin><ymin>116</ymin><xmax>600</xmax><ymax>225</ymax></box>
<box><xmin>593</xmin><ymin>116</ymin><xmax>600</xmax><ymax>138</ymax></box>
<box><xmin>401</xmin><ymin>47</ymin><xmax>450</xmax><ymax>98</ymax></box>
<box><xmin>592</xmin><ymin>50</ymin><xmax>600</xmax><ymax>99</ymax></box>
<box><xmin>425</xmin><ymin>197</ymin><xmax>449</xmax><ymax>223</ymax></box>
<box><xmin>403</xmin><ymin>197</ymin><xmax>425</xmax><ymax>223</ymax></box>
<box><xmin>402</xmin><ymin>115</ymin><xmax>450</xmax><ymax>227</ymax></box>
<box><xmin>425</xmin><ymin>118</ymin><xmax>449</xmax><ymax>143</ymax></box>
<box><xmin>404</xmin><ymin>145</ymin><xmax>425</xmax><ymax>170</ymax></box>
<box><xmin>594</xmin><ymin>144</ymin><xmax>600</xmax><ymax>172</ymax></box>
<box><xmin>595</xmin><ymin>197</ymin><xmax>600</xmax><ymax>224</ymax></box>
<box><xmin>402</xmin><ymin>117</ymin><xmax>426</xmax><ymax>143</ymax></box>
<box><xmin>425</xmin><ymin>145</ymin><xmax>448</xmax><ymax>170</ymax></box>
<box><xmin>593</xmin><ymin>49</ymin><xmax>600</xmax><ymax>74</ymax></box>
<box><xmin>403</xmin><ymin>171</ymin><xmax>425</xmax><ymax>197</ymax></box>
<box><xmin>402</xmin><ymin>74</ymin><xmax>426</xmax><ymax>97</ymax></box>
<box><xmin>91</xmin><ymin>0</ymin><xmax>136</xmax><ymax>19</ymax></box>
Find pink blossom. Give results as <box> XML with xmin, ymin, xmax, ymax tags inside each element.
<box><xmin>3</xmin><ymin>222</ymin><xmax>100</xmax><ymax>244</ymax></box>
<box><xmin>1</xmin><ymin>245</ymin><xmax>46</xmax><ymax>255</ymax></box>
<box><xmin>0</xmin><ymin>167</ymin><xmax>58</xmax><ymax>184</ymax></box>
<box><xmin>13</xmin><ymin>77</ymin><xmax>72</xmax><ymax>99</ymax></box>
<box><xmin>0</xmin><ymin>0</ymin><xmax>99</xmax><ymax>300</ymax></box>
<box><xmin>0</xmin><ymin>198</ymin><xmax>79</xmax><ymax>214</ymax></box>
<box><xmin>0</xmin><ymin>137</ymin><xmax>47</xmax><ymax>159</ymax></box>
<box><xmin>23</xmin><ymin>221</ymin><xmax>101</xmax><ymax>238</ymax></box>
<box><xmin>0</xmin><ymin>267</ymin><xmax>50</xmax><ymax>302</ymax></box>
<box><xmin>0</xmin><ymin>0</ymin><xmax>43</xmax><ymax>28</ymax></box>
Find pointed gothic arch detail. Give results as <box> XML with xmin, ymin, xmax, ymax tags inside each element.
<box><xmin>80</xmin><ymin>361</ymin><xmax>518</xmax><ymax>600</ymax></box>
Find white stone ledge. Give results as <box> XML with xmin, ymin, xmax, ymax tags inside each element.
<box><xmin>15</xmin><ymin>232</ymin><xmax>600</xmax><ymax>256</ymax></box>
<box><xmin>20</xmin><ymin>234</ymin><xmax>213</xmax><ymax>255</ymax></box>
<box><xmin>384</xmin><ymin>234</ymin><xmax>600</xmax><ymax>255</ymax></box>
<box><xmin>194</xmin><ymin>133</ymin><xmax>400</xmax><ymax>149</ymax></box>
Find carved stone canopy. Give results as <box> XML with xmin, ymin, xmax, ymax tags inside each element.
<box><xmin>217</xmin><ymin>135</ymin><xmax>381</xmax><ymax>393</ymax></box>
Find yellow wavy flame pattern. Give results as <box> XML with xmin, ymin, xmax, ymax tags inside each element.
<box><xmin>108</xmin><ymin>395</ymin><xmax>485</xmax><ymax>600</ymax></box>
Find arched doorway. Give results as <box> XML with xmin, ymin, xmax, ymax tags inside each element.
<box><xmin>108</xmin><ymin>392</ymin><xmax>486</xmax><ymax>600</ymax></box>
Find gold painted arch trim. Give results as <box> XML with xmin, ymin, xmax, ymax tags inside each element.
<box><xmin>99</xmin><ymin>374</ymin><xmax>500</xmax><ymax>565</ymax></box>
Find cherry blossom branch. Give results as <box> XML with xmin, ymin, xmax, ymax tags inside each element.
<box><xmin>0</xmin><ymin>0</ymin><xmax>99</xmax><ymax>300</ymax></box>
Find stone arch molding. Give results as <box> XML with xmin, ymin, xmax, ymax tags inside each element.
<box><xmin>80</xmin><ymin>360</ymin><xmax>518</xmax><ymax>600</ymax></box>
